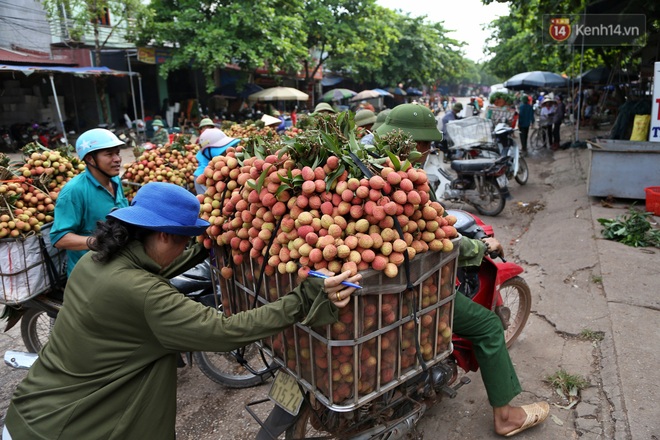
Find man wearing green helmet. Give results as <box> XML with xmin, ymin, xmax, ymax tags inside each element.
<box><xmin>375</xmin><ymin>103</ymin><xmax>444</xmax><ymax>158</ymax></box>
<box><xmin>375</xmin><ymin>103</ymin><xmax>549</xmax><ymax>437</ymax></box>
<box><xmin>50</xmin><ymin>128</ymin><xmax>129</xmax><ymax>276</ymax></box>
<box><xmin>151</xmin><ymin>119</ymin><xmax>169</xmax><ymax>146</ymax></box>
<box><xmin>313</xmin><ymin>102</ymin><xmax>336</xmax><ymax>115</ymax></box>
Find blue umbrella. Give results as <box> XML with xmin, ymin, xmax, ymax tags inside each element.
<box><xmin>406</xmin><ymin>87</ymin><xmax>423</xmax><ymax>96</ymax></box>
<box><xmin>504</xmin><ymin>71</ymin><xmax>567</xmax><ymax>90</ymax></box>
<box><xmin>387</xmin><ymin>86</ymin><xmax>407</xmax><ymax>96</ymax></box>
<box><xmin>372</xmin><ymin>88</ymin><xmax>393</xmax><ymax>97</ymax></box>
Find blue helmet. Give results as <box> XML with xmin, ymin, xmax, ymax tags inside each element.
<box><xmin>75</xmin><ymin>128</ymin><xmax>124</xmax><ymax>160</ymax></box>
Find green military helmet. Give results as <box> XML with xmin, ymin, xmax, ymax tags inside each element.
<box><xmin>313</xmin><ymin>102</ymin><xmax>336</xmax><ymax>114</ymax></box>
<box><xmin>151</xmin><ymin>119</ymin><xmax>164</xmax><ymax>127</ymax></box>
<box><xmin>198</xmin><ymin>118</ymin><xmax>215</xmax><ymax>129</ymax></box>
<box><xmin>452</xmin><ymin>102</ymin><xmax>463</xmax><ymax>112</ymax></box>
<box><xmin>375</xmin><ymin>104</ymin><xmax>443</xmax><ymax>142</ymax></box>
<box><xmin>371</xmin><ymin>109</ymin><xmax>391</xmax><ymax>131</ymax></box>
<box><xmin>354</xmin><ymin>109</ymin><xmax>377</xmax><ymax>127</ymax></box>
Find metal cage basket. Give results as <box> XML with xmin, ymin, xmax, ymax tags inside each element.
<box><xmin>211</xmin><ymin>238</ymin><xmax>461</xmax><ymax>411</ymax></box>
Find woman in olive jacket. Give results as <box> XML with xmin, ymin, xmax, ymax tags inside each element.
<box><xmin>4</xmin><ymin>182</ymin><xmax>360</xmax><ymax>440</ymax></box>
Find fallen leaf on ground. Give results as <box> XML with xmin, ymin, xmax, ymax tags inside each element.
<box><xmin>551</xmin><ymin>414</ymin><xmax>564</xmax><ymax>426</ymax></box>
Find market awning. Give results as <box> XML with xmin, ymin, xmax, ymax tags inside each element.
<box><xmin>0</xmin><ymin>48</ymin><xmax>76</xmax><ymax>66</ymax></box>
<box><xmin>0</xmin><ymin>64</ymin><xmax>139</xmax><ymax>77</ymax></box>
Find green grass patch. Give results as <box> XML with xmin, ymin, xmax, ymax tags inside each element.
<box><xmin>545</xmin><ymin>369</ymin><xmax>589</xmax><ymax>403</ymax></box>
<box><xmin>579</xmin><ymin>329</ymin><xmax>605</xmax><ymax>341</ymax></box>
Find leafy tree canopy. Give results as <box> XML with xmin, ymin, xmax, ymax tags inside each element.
<box><xmin>483</xmin><ymin>0</ymin><xmax>659</xmax><ymax>80</ymax></box>
<box><xmin>136</xmin><ymin>0</ymin><xmax>483</xmax><ymax>91</ymax></box>
<box><xmin>139</xmin><ymin>0</ymin><xmax>309</xmax><ymax>84</ymax></box>
<box><xmin>327</xmin><ymin>9</ymin><xmax>471</xmax><ymax>89</ymax></box>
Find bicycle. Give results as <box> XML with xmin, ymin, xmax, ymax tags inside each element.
<box><xmin>528</xmin><ymin>119</ymin><xmax>551</xmax><ymax>152</ymax></box>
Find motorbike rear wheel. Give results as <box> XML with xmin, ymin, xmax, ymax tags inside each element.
<box><xmin>472</xmin><ymin>179</ymin><xmax>506</xmax><ymax>217</ymax></box>
<box><xmin>497</xmin><ymin>276</ymin><xmax>532</xmax><ymax>348</ymax></box>
<box><xmin>21</xmin><ymin>308</ymin><xmax>55</xmax><ymax>353</ymax></box>
<box><xmin>515</xmin><ymin>157</ymin><xmax>529</xmax><ymax>185</ymax></box>
<box><xmin>193</xmin><ymin>343</ymin><xmax>274</xmax><ymax>388</ymax></box>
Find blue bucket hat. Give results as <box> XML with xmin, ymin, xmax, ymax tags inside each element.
<box><xmin>108</xmin><ymin>182</ymin><xmax>209</xmax><ymax>236</ymax></box>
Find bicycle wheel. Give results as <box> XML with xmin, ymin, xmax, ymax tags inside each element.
<box><xmin>496</xmin><ymin>277</ymin><xmax>532</xmax><ymax>348</ymax></box>
<box><xmin>21</xmin><ymin>308</ymin><xmax>55</xmax><ymax>353</ymax></box>
<box><xmin>193</xmin><ymin>343</ymin><xmax>274</xmax><ymax>388</ymax></box>
<box><xmin>515</xmin><ymin>156</ymin><xmax>529</xmax><ymax>185</ymax></box>
<box><xmin>530</xmin><ymin>129</ymin><xmax>544</xmax><ymax>152</ymax></box>
<box><xmin>527</xmin><ymin>128</ymin><xmax>539</xmax><ymax>151</ymax></box>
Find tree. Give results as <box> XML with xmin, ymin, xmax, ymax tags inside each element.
<box><xmin>298</xmin><ymin>0</ymin><xmax>398</xmax><ymax>90</ymax></box>
<box><xmin>483</xmin><ymin>0</ymin><xmax>659</xmax><ymax>80</ymax></box>
<box><xmin>41</xmin><ymin>0</ymin><xmax>150</xmax><ymax>123</ymax></box>
<box><xmin>140</xmin><ymin>0</ymin><xmax>309</xmax><ymax>88</ymax></box>
<box><xmin>351</xmin><ymin>12</ymin><xmax>468</xmax><ymax>90</ymax></box>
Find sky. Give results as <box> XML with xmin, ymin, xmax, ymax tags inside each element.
<box><xmin>376</xmin><ymin>0</ymin><xmax>511</xmax><ymax>62</ymax></box>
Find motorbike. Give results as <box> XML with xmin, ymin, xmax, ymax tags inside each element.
<box><xmin>482</xmin><ymin>123</ymin><xmax>529</xmax><ymax>186</ymax></box>
<box><xmin>34</xmin><ymin>124</ymin><xmax>68</xmax><ymax>149</ymax></box>
<box><xmin>423</xmin><ymin>150</ymin><xmax>511</xmax><ymax>217</ymax></box>
<box><xmin>251</xmin><ymin>209</ymin><xmax>532</xmax><ymax>439</ymax></box>
<box><xmin>446</xmin><ymin>123</ymin><xmax>528</xmax><ymax>187</ymax></box>
<box><xmin>3</xmin><ymin>257</ymin><xmax>273</xmax><ymax>388</ymax></box>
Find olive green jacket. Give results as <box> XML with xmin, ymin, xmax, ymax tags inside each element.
<box><xmin>6</xmin><ymin>241</ymin><xmax>334</xmax><ymax>439</ymax></box>
<box><xmin>458</xmin><ymin>236</ymin><xmax>487</xmax><ymax>267</ymax></box>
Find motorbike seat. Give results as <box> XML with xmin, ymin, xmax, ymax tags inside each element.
<box><xmin>451</xmin><ymin>158</ymin><xmax>497</xmax><ymax>173</ymax></box>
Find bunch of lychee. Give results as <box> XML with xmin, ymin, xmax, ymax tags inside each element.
<box><xmin>198</xmin><ymin>146</ymin><xmax>459</xmax><ymax>281</ymax></box>
<box><xmin>0</xmin><ymin>151</ymin><xmax>82</xmax><ymax>238</ymax></box>
<box><xmin>122</xmin><ymin>145</ymin><xmax>198</xmax><ymax>199</ymax></box>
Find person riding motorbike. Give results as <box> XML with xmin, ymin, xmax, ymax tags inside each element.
<box><xmin>438</xmin><ymin>102</ymin><xmax>463</xmax><ymax>155</ymax></box>
<box><xmin>3</xmin><ymin>182</ymin><xmax>361</xmax><ymax>440</ymax></box>
<box><xmin>50</xmin><ymin>128</ymin><xmax>129</xmax><ymax>276</ymax></box>
<box><xmin>376</xmin><ymin>103</ymin><xmax>549</xmax><ymax>437</ymax></box>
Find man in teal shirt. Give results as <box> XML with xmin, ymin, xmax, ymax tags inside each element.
<box><xmin>50</xmin><ymin>128</ymin><xmax>129</xmax><ymax>276</ymax></box>
<box><xmin>517</xmin><ymin>95</ymin><xmax>534</xmax><ymax>154</ymax></box>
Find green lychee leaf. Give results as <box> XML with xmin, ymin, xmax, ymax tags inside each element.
<box><xmin>326</xmin><ymin>163</ymin><xmax>346</xmax><ymax>192</ymax></box>
<box><xmin>386</xmin><ymin>151</ymin><xmax>401</xmax><ymax>170</ymax></box>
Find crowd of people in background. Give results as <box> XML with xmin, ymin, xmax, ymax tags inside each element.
<box><xmin>142</xmin><ymin>84</ymin><xmax>620</xmax><ymax>156</ymax></box>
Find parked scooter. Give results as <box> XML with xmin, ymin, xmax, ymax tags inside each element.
<box><xmin>3</xmin><ymin>258</ymin><xmax>273</xmax><ymax>388</ymax></box>
<box><xmin>485</xmin><ymin>123</ymin><xmax>529</xmax><ymax>186</ymax></box>
<box><xmin>439</xmin><ymin>119</ymin><xmax>528</xmax><ymax>189</ymax></box>
<box><xmin>423</xmin><ymin>150</ymin><xmax>511</xmax><ymax>217</ymax></box>
<box><xmin>253</xmin><ymin>209</ymin><xmax>531</xmax><ymax>439</ymax></box>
